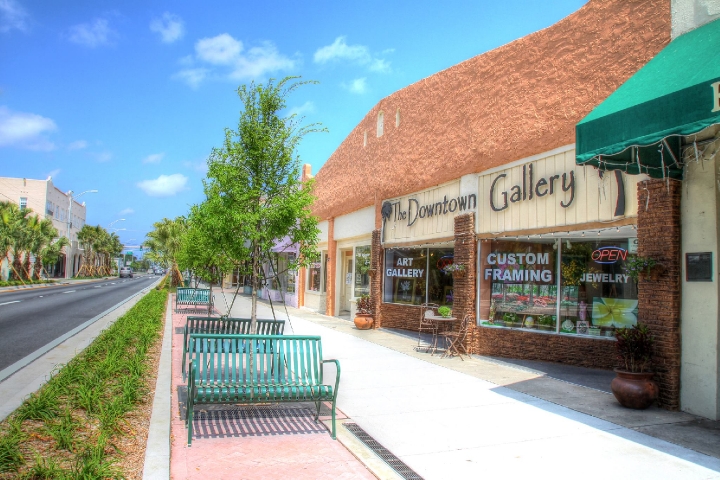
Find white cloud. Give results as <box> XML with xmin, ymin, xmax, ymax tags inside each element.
<box><xmin>68</xmin><ymin>18</ymin><xmax>116</xmax><ymax>48</ymax></box>
<box><xmin>344</xmin><ymin>78</ymin><xmax>367</xmax><ymax>95</ymax></box>
<box><xmin>314</xmin><ymin>36</ymin><xmax>370</xmax><ymax>64</ymax></box>
<box><xmin>119</xmin><ymin>208</ymin><xmax>134</xmax><ymax>215</ymax></box>
<box><xmin>46</xmin><ymin>168</ymin><xmax>61</xmax><ymax>179</ymax></box>
<box><xmin>0</xmin><ymin>0</ymin><xmax>28</xmax><ymax>33</ymax></box>
<box><xmin>314</xmin><ymin>36</ymin><xmax>391</xmax><ymax>73</ymax></box>
<box><xmin>143</xmin><ymin>152</ymin><xmax>164</xmax><ymax>164</ymax></box>
<box><xmin>0</xmin><ymin>106</ymin><xmax>57</xmax><ymax>150</ymax></box>
<box><xmin>196</xmin><ymin>33</ymin><xmax>242</xmax><ymax>65</ymax></box>
<box><xmin>175</xmin><ymin>33</ymin><xmax>294</xmax><ymax>88</ymax></box>
<box><xmin>183</xmin><ymin>160</ymin><xmax>208</xmax><ymax>174</ymax></box>
<box><xmin>93</xmin><ymin>151</ymin><xmax>112</xmax><ymax>162</ymax></box>
<box><xmin>150</xmin><ymin>12</ymin><xmax>184</xmax><ymax>44</ymax></box>
<box><xmin>137</xmin><ymin>173</ymin><xmax>188</xmax><ymax>197</ymax></box>
<box><xmin>173</xmin><ymin>68</ymin><xmax>208</xmax><ymax>89</ymax></box>
<box><xmin>287</xmin><ymin>101</ymin><xmax>315</xmax><ymax>118</ymax></box>
<box><xmin>67</xmin><ymin>140</ymin><xmax>88</xmax><ymax>150</ymax></box>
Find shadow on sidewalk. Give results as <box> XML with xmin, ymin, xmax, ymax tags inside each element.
<box><xmin>178</xmin><ymin>385</ymin><xmax>338</xmax><ymax>440</ymax></box>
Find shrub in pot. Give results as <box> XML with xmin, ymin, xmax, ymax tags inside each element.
<box><xmin>611</xmin><ymin>323</ymin><xmax>658</xmax><ymax>409</ymax></box>
<box><xmin>354</xmin><ymin>294</ymin><xmax>374</xmax><ymax>330</ymax></box>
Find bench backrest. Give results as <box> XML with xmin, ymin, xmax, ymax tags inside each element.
<box><xmin>188</xmin><ymin>334</ymin><xmax>324</xmax><ymax>386</ymax></box>
<box><xmin>177</xmin><ymin>288</ymin><xmax>211</xmax><ymax>303</ymax></box>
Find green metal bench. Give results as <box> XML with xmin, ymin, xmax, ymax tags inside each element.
<box><xmin>181</xmin><ymin>316</ymin><xmax>285</xmax><ymax>380</ymax></box>
<box><xmin>185</xmin><ymin>334</ymin><xmax>340</xmax><ymax>446</ymax></box>
<box><xmin>175</xmin><ymin>288</ymin><xmax>214</xmax><ymax>313</ymax></box>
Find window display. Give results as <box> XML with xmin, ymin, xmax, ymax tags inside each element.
<box><xmin>383</xmin><ymin>247</ymin><xmax>454</xmax><ymax>306</ymax></box>
<box><xmin>479</xmin><ymin>238</ymin><xmax>637</xmax><ymax>337</ymax></box>
<box><xmin>354</xmin><ymin>246</ymin><xmax>371</xmax><ymax>297</ymax></box>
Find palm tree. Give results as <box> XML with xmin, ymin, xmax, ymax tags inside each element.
<box><xmin>29</xmin><ymin>217</ymin><xmax>65</xmax><ymax>279</ymax></box>
<box><xmin>1</xmin><ymin>203</ymin><xmax>34</xmax><ymax>281</ymax></box>
<box><xmin>145</xmin><ymin>217</ymin><xmax>187</xmax><ymax>286</ymax></box>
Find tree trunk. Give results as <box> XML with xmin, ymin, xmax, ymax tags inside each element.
<box><xmin>250</xmin><ymin>243</ymin><xmax>259</xmax><ymax>333</ymax></box>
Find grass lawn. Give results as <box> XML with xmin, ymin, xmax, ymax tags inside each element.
<box><xmin>0</xmin><ymin>286</ymin><xmax>168</xmax><ymax>479</ymax></box>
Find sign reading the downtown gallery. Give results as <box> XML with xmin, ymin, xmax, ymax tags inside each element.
<box><xmin>489</xmin><ymin>164</ymin><xmax>576</xmax><ymax>211</ymax></box>
<box><xmin>383</xmin><ymin>193</ymin><xmax>477</xmax><ymax>227</ymax></box>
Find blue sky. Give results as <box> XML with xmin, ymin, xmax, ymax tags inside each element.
<box><xmin>0</xmin><ymin>0</ymin><xmax>587</xmax><ymax>245</ymax></box>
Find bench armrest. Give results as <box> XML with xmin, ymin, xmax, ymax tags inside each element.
<box><xmin>322</xmin><ymin>359</ymin><xmax>341</xmax><ymax>400</ymax></box>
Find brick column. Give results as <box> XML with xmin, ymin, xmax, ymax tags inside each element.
<box><xmin>326</xmin><ymin>218</ymin><xmax>336</xmax><ymax>317</ymax></box>
<box><xmin>453</xmin><ymin>213</ymin><xmax>477</xmax><ymax>352</ymax></box>
<box><xmin>370</xmin><ymin>229</ymin><xmax>383</xmax><ymax>328</ymax></box>
<box><xmin>637</xmin><ymin>179</ymin><xmax>682</xmax><ymax>410</ymax></box>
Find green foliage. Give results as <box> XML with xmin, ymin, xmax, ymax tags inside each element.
<box><xmin>438</xmin><ymin>306</ymin><xmax>452</xmax><ymax>317</ymax></box>
<box><xmin>188</xmin><ymin>76</ymin><xmax>324</xmax><ymax>320</ymax></box>
<box><xmin>615</xmin><ymin>323</ymin><xmax>654</xmax><ymax>372</ymax></box>
<box><xmin>144</xmin><ymin>217</ymin><xmax>187</xmax><ymax>286</ymax></box>
<box><xmin>356</xmin><ymin>294</ymin><xmax>372</xmax><ymax>314</ymax></box>
<box><xmin>0</xmin><ymin>288</ymin><xmax>167</xmax><ymax>477</ymax></box>
<box><xmin>0</xmin><ymin>421</ymin><xmax>24</xmax><ymax>473</ymax></box>
<box><xmin>624</xmin><ymin>255</ymin><xmax>658</xmax><ymax>283</ymax></box>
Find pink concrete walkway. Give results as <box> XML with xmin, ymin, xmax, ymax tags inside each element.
<box><xmin>169</xmin><ymin>303</ymin><xmax>375</xmax><ymax>480</ymax></box>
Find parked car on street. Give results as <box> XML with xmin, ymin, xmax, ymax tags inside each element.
<box><xmin>119</xmin><ymin>266</ymin><xmax>133</xmax><ymax>278</ymax></box>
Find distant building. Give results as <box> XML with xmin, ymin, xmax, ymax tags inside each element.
<box><xmin>0</xmin><ymin>176</ymin><xmax>89</xmax><ymax>279</ymax></box>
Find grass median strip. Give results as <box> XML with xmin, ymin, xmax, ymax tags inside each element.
<box><xmin>0</xmin><ymin>287</ymin><xmax>168</xmax><ymax>479</ymax></box>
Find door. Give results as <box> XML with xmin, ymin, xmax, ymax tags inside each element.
<box><xmin>340</xmin><ymin>250</ymin><xmax>353</xmax><ymax>313</ymax></box>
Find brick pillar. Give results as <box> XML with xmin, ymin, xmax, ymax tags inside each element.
<box><xmin>637</xmin><ymin>179</ymin><xmax>681</xmax><ymax>410</ymax></box>
<box><xmin>370</xmin><ymin>229</ymin><xmax>384</xmax><ymax>328</ymax></box>
<box><xmin>326</xmin><ymin>219</ymin><xmax>336</xmax><ymax>317</ymax></box>
<box><xmin>453</xmin><ymin>213</ymin><xmax>477</xmax><ymax>352</ymax></box>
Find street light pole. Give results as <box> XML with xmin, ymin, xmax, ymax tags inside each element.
<box><xmin>66</xmin><ymin>189</ymin><xmax>98</xmax><ymax>278</ymax></box>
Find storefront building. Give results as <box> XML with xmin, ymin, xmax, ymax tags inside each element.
<box><xmin>298</xmin><ymin>0</ymin><xmax>720</xmax><ymax>417</ymax></box>
<box><xmin>574</xmin><ymin>10</ymin><xmax>720</xmax><ymax>419</ymax></box>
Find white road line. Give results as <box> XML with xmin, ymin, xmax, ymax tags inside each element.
<box><xmin>63</xmin><ymin>290</ymin><xmax>76</xmax><ymax>294</ymax></box>
<box><xmin>0</xmin><ymin>301</ymin><xmax>20</xmax><ymax>306</ymax></box>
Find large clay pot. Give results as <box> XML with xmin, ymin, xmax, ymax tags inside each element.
<box><xmin>611</xmin><ymin>369</ymin><xmax>659</xmax><ymax>409</ymax></box>
<box><xmin>354</xmin><ymin>314</ymin><xmax>374</xmax><ymax>330</ymax></box>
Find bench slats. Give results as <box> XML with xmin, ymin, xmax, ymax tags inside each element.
<box><xmin>185</xmin><ymin>334</ymin><xmax>340</xmax><ymax>446</ymax></box>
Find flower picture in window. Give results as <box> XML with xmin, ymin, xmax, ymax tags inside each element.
<box><xmin>591</xmin><ymin>298</ymin><xmax>638</xmax><ymax>328</ymax></box>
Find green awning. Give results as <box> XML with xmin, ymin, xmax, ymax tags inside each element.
<box><xmin>576</xmin><ymin>18</ymin><xmax>720</xmax><ymax>180</ymax></box>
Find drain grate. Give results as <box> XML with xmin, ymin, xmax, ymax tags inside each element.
<box><xmin>344</xmin><ymin>423</ymin><xmax>424</xmax><ymax>480</ymax></box>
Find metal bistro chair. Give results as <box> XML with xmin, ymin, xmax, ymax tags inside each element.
<box><xmin>416</xmin><ymin>303</ymin><xmax>439</xmax><ymax>352</ymax></box>
<box><xmin>440</xmin><ymin>313</ymin><xmax>474</xmax><ymax>360</ymax></box>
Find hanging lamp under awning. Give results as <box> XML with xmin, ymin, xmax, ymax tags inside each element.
<box><xmin>575</xmin><ymin>18</ymin><xmax>720</xmax><ymax>180</ymax></box>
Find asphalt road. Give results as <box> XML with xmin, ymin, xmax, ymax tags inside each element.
<box><xmin>0</xmin><ymin>275</ymin><xmax>158</xmax><ymax>371</ymax></box>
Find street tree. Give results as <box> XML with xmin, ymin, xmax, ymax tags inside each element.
<box><xmin>200</xmin><ymin>76</ymin><xmax>323</xmax><ymax>330</ymax></box>
<box><xmin>144</xmin><ymin>217</ymin><xmax>187</xmax><ymax>286</ymax></box>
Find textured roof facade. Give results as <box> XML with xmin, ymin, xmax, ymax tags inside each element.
<box><xmin>311</xmin><ymin>0</ymin><xmax>671</xmax><ymax>222</ymax></box>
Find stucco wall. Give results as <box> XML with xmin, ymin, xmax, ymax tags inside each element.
<box><xmin>681</xmin><ymin>137</ymin><xmax>720</xmax><ymax>420</ymax></box>
<box><xmin>312</xmin><ymin>0</ymin><xmax>671</xmax><ymax>221</ymax></box>
<box><xmin>672</xmin><ymin>0</ymin><xmax>720</xmax><ymax>38</ymax></box>
<box><xmin>334</xmin><ymin>206</ymin><xmax>374</xmax><ymax>241</ymax></box>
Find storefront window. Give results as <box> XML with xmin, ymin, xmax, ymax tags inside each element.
<box><xmin>308</xmin><ymin>260</ymin><xmax>321</xmax><ymax>292</ymax></box>
<box><xmin>559</xmin><ymin>240</ymin><xmax>637</xmax><ymax>336</ymax></box>
<box><xmin>383</xmin><ymin>247</ymin><xmax>454</xmax><ymax>305</ymax></box>
<box><xmin>480</xmin><ymin>240</ymin><xmax>557</xmax><ymax>329</ymax></box>
<box><xmin>428</xmin><ymin>249</ymin><xmax>455</xmax><ymax>306</ymax></box>
<box><xmin>479</xmin><ymin>238</ymin><xmax>637</xmax><ymax>337</ymax></box>
<box><xmin>354</xmin><ymin>245</ymin><xmax>371</xmax><ymax>297</ymax></box>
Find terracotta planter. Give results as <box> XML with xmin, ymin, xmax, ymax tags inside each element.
<box><xmin>354</xmin><ymin>314</ymin><xmax>374</xmax><ymax>330</ymax></box>
<box><xmin>611</xmin><ymin>369</ymin><xmax>659</xmax><ymax>409</ymax></box>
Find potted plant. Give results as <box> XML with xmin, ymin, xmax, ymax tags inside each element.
<box><xmin>624</xmin><ymin>254</ymin><xmax>665</xmax><ymax>282</ymax></box>
<box><xmin>503</xmin><ymin>312</ymin><xmax>521</xmax><ymax>328</ymax></box>
<box><xmin>610</xmin><ymin>323</ymin><xmax>659</xmax><ymax>409</ymax></box>
<box><xmin>438</xmin><ymin>306</ymin><xmax>452</xmax><ymax>318</ymax></box>
<box><xmin>443</xmin><ymin>263</ymin><xmax>466</xmax><ymax>278</ymax></box>
<box><xmin>537</xmin><ymin>314</ymin><xmax>555</xmax><ymax>331</ymax></box>
<box><xmin>353</xmin><ymin>294</ymin><xmax>374</xmax><ymax>330</ymax></box>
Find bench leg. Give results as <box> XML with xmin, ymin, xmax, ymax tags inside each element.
<box><xmin>186</xmin><ymin>397</ymin><xmax>194</xmax><ymax>446</ymax></box>
<box><xmin>330</xmin><ymin>399</ymin><xmax>337</xmax><ymax>440</ymax></box>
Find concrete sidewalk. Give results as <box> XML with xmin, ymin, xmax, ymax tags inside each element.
<box><xmin>193</xmin><ymin>292</ymin><xmax>720</xmax><ymax>479</ymax></box>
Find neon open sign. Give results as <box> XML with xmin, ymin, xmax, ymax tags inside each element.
<box><xmin>591</xmin><ymin>246</ymin><xmax>627</xmax><ymax>264</ymax></box>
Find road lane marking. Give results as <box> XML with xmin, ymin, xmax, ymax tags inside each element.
<box><xmin>63</xmin><ymin>290</ymin><xmax>76</xmax><ymax>293</ymax></box>
<box><xmin>0</xmin><ymin>301</ymin><xmax>20</xmax><ymax>306</ymax></box>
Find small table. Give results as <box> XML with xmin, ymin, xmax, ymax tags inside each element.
<box><xmin>425</xmin><ymin>315</ymin><xmax>457</xmax><ymax>355</ymax></box>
